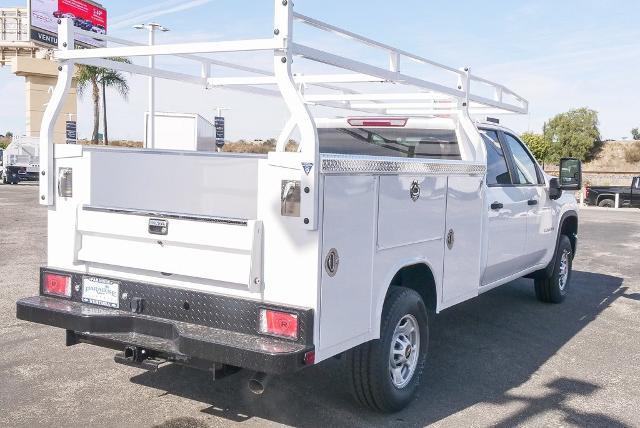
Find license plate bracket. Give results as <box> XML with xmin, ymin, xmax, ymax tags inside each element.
<box><xmin>82</xmin><ymin>277</ymin><xmax>120</xmax><ymax>308</ymax></box>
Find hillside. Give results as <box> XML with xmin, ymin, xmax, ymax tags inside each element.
<box><xmin>584</xmin><ymin>141</ymin><xmax>640</xmax><ymax>172</ymax></box>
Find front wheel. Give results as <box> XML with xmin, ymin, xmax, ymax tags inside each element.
<box><xmin>535</xmin><ymin>235</ymin><xmax>573</xmax><ymax>303</ymax></box>
<box><xmin>347</xmin><ymin>287</ymin><xmax>429</xmax><ymax>413</ymax></box>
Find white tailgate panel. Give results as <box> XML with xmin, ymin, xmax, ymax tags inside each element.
<box><xmin>76</xmin><ymin>209</ymin><xmax>262</xmax><ymax>286</ymax></box>
<box><xmin>378</xmin><ymin>176</ymin><xmax>447</xmax><ymax>249</ymax></box>
<box><xmin>320</xmin><ymin>175</ymin><xmax>376</xmax><ymax>354</ymax></box>
<box><xmin>442</xmin><ymin>176</ymin><xmax>483</xmax><ymax>307</ymax></box>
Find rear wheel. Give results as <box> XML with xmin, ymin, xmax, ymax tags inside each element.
<box><xmin>598</xmin><ymin>199</ymin><xmax>614</xmax><ymax>208</ymax></box>
<box><xmin>347</xmin><ymin>287</ymin><xmax>428</xmax><ymax>413</ymax></box>
<box><xmin>535</xmin><ymin>235</ymin><xmax>573</xmax><ymax>303</ymax></box>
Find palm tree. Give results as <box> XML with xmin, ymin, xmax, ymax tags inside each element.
<box><xmin>76</xmin><ymin>58</ymin><xmax>130</xmax><ymax>145</ymax></box>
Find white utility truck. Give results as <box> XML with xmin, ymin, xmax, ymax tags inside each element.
<box><xmin>1</xmin><ymin>136</ymin><xmax>40</xmax><ymax>184</ymax></box>
<box><xmin>17</xmin><ymin>1</ymin><xmax>581</xmax><ymax>413</ymax></box>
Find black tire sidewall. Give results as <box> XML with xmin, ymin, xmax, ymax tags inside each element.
<box><xmin>550</xmin><ymin>236</ymin><xmax>573</xmax><ymax>301</ymax></box>
<box><xmin>369</xmin><ymin>288</ymin><xmax>429</xmax><ymax>411</ymax></box>
<box><xmin>598</xmin><ymin>199</ymin><xmax>614</xmax><ymax>208</ymax></box>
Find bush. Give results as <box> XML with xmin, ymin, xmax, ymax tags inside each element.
<box><xmin>624</xmin><ymin>141</ymin><xmax>640</xmax><ymax>163</ymax></box>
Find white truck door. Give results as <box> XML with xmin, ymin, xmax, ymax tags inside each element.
<box><xmin>480</xmin><ymin>130</ymin><xmax>528</xmax><ymax>286</ymax></box>
<box><xmin>501</xmin><ymin>133</ymin><xmax>555</xmax><ymax>267</ymax></box>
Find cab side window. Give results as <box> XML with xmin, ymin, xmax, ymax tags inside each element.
<box><xmin>502</xmin><ymin>133</ymin><xmax>542</xmax><ymax>185</ymax></box>
<box><xmin>481</xmin><ymin>129</ymin><xmax>512</xmax><ymax>186</ymax></box>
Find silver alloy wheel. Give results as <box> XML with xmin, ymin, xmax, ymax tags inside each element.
<box><xmin>559</xmin><ymin>249</ymin><xmax>570</xmax><ymax>291</ymax></box>
<box><xmin>389</xmin><ymin>314</ymin><xmax>420</xmax><ymax>389</ymax></box>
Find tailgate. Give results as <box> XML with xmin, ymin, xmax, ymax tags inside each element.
<box><xmin>76</xmin><ymin>206</ymin><xmax>263</xmax><ymax>291</ymax></box>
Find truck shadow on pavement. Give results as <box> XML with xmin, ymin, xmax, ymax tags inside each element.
<box><xmin>132</xmin><ymin>270</ymin><xmax>629</xmax><ymax>428</ymax></box>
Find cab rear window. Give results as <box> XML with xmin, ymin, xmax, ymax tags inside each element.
<box><xmin>318</xmin><ymin>128</ymin><xmax>461</xmax><ymax>160</ymax></box>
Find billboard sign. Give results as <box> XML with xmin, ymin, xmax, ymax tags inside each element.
<box><xmin>29</xmin><ymin>0</ymin><xmax>107</xmax><ymax>48</ymax></box>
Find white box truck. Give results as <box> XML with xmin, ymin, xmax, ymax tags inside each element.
<box><xmin>17</xmin><ymin>2</ymin><xmax>581</xmax><ymax>413</ymax></box>
<box><xmin>144</xmin><ymin>112</ymin><xmax>216</xmax><ymax>151</ymax></box>
<box><xmin>1</xmin><ymin>136</ymin><xmax>40</xmax><ymax>184</ymax></box>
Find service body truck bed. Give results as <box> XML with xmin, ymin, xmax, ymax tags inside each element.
<box><xmin>16</xmin><ymin>1</ymin><xmax>582</xmax><ymax>412</ymax></box>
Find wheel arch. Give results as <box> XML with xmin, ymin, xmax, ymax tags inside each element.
<box><xmin>559</xmin><ymin>210</ymin><xmax>578</xmax><ymax>255</ymax></box>
<box><xmin>373</xmin><ymin>260</ymin><xmax>439</xmax><ymax>337</ymax></box>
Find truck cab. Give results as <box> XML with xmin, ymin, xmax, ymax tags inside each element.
<box><xmin>16</xmin><ymin>1</ymin><xmax>582</xmax><ymax>414</ymax></box>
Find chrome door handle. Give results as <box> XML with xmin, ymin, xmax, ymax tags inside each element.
<box><xmin>490</xmin><ymin>202</ymin><xmax>504</xmax><ymax>210</ymax></box>
<box><xmin>528</xmin><ymin>199</ymin><xmax>539</xmax><ymax>206</ymax></box>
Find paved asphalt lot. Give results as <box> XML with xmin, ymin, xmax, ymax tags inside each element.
<box><xmin>1</xmin><ymin>183</ymin><xmax>639</xmax><ymax>428</ymax></box>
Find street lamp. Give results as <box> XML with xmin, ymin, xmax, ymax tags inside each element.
<box><xmin>134</xmin><ymin>23</ymin><xmax>169</xmax><ymax>149</ymax></box>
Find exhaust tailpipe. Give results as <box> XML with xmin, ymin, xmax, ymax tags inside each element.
<box><xmin>248</xmin><ymin>372</ymin><xmax>269</xmax><ymax>395</ymax></box>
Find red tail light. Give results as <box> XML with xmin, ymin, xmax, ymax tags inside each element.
<box><xmin>348</xmin><ymin>118</ymin><xmax>408</xmax><ymax>127</ymax></box>
<box><xmin>43</xmin><ymin>273</ymin><xmax>71</xmax><ymax>297</ymax></box>
<box><xmin>259</xmin><ymin>309</ymin><xmax>298</xmax><ymax>340</ymax></box>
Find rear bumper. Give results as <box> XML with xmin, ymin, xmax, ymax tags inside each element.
<box><xmin>16</xmin><ymin>269</ymin><xmax>315</xmax><ymax>375</ymax></box>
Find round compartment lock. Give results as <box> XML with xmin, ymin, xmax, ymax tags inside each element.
<box><xmin>325</xmin><ymin>248</ymin><xmax>340</xmax><ymax>277</ymax></box>
<box><xmin>410</xmin><ymin>180</ymin><xmax>421</xmax><ymax>202</ymax></box>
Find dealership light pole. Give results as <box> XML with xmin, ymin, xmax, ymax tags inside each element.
<box><xmin>134</xmin><ymin>23</ymin><xmax>169</xmax><ymax>149</ymax></box>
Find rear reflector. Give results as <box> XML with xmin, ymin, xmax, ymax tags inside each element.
<box><xmin>304</xmin><ymin>351</ymin><xmax>315</xmax><ymax>365</ymax></box>
<box><xmin>43</xmin><ymin>273</ymin><xmax>71</xmax><ymax>297</ymax></box>
<box><xmin>347</xmin><ymin>118</ymin><xmax>408</xmax><ymax>127</ymax></box>
<box><xmin>259</xmin><ymin>309</ymin><xmax>298</xmax><ymax>340</ymax></box>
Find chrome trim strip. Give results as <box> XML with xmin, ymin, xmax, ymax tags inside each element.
<box><xmin>82</xmin><ymin>205</ymin><xmax>249</xmax><ymax>226</ymax></box>
<box><xmin>321</xmin><ymin>154</ymin><xmax>486</xmax><ymax>176</ymax></box>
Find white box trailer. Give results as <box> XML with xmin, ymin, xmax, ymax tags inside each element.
<box><xmin>143</xmin><ymin>112</ymin><xmax>216</xmax><ymax>151</ymax></box>
<box><xmin>17</xmin><ymin>1</ymin><xmax>582</xmax><ymax>413</ymax></box>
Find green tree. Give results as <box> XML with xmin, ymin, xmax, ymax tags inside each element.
<box><xmin>76</xmin><ymin>58</ymin><xmax>130</xmax><ymax>145</ymax></box>
<box><xmin>632</xmin><ymin>127</ymin><xmax>640</xmax><ymax>140</ymax></box>
<box><xmin>5</xmin><ymin>131</ymin><xmax>13</xmax><ymax>139</ymax></box>
<box><xmin>520</xmin><ymin>132</ymin><xmax>551</xmax><ymax>166</ymax></box>
<box><xmin>543</xmin><ymin>108</ymin><xmax>601</xmax><ymax>162</ymax></box>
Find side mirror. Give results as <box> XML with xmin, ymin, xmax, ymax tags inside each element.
<box><xmin>559</xmin><ymin>158</ymin><xmax>582</xmax><ymax>190</ymax></box>
<box><xmin>549</xmin><ymin>177</ymin><xmax>562</xmax><ymax>200</ymax></box>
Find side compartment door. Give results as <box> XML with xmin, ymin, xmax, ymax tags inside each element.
<box><xmin>480</xmin><ymin>129</ymin><xmax>528</xmax><ymax>286</ymax></box>
<box><xmin>442</xmin><ymin>175</ymin><xmax>484</xmax><ymax>307</ymax></box>
<box><xmin>320</xmin><ymin>175</ymin><xmax>377</xmax><ymax>354</ymax></box>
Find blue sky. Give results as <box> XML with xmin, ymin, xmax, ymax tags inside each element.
<box><xmin>1</xmin><ymin>0</ymin><xmax>639</xmax><ymax>140</ymax></box>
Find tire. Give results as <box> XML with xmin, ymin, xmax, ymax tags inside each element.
<box><xmin>598</xmin><ymin>199</ymin><xmax>614</xmax><ymax>208</ymax></box>
<box><xmin>535</xmin><ymin>235</ymin><xmax>573</xmax><ymax>303</ymax></box>
<box><xmin>347</xmin><ymin>287</ymin><xmax>429</xmax><ymax>413</ymax></box>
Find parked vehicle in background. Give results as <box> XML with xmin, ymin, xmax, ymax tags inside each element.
<box><xmin>2</xmin><ymin>137</ymin><xmax>40</xmax><ymax>184</ymax></box>
<box><xmin>16</xmin><ymin>2</ymin><xmax>582</xmax><ymax>413</ymax></box>
<box><xmin>585</xmin><ymin>177</ymin><xmax>640</xmax><ymax>208</ymax></box>
<box><xmin>143</xmin><ymin>112</ymin><xmax>217</xmax><ymax>151</ymax></box>
<box><xmin>0</xmin><ymin>148</ymin><xmax>4</xmax><ymax>182</ymax></box>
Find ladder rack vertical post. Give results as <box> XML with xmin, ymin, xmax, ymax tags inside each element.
<box><xmin>389</xmin><ymin>52</ymin><xmax>400</xmax><ymax>73</ymax></box>
<box><xmin>273</xmin><ymin>0</ymin><xmax>319</xmax><ymax>230</ymax></box>
<box><xmin>39</xmin><ymin>18</ymin><xmax>74</xmax><ymax>206</ymax></box>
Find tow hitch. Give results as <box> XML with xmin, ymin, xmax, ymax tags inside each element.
<box><xmin>114</xmin><ymin>346</ymin><xmax>167</xmax><ymax>372</ymax></box>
